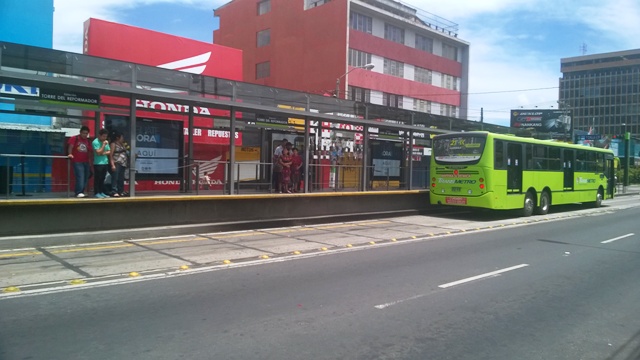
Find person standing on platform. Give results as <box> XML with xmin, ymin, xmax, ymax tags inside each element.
<box><xmin>279</xmin><ymin>147</ymin><xmax>293</xmax><ymax>193</ymax></box>
<box><xmin>67</xmin><ymin>126</ymin><xmax>92</xmax><ymax>198</ymax></box>
<box><xmin>273</xmin><ymin>138</ymin><xmax>288</xmax><ymax>192</ymax></box>
<box><xmin>291</xmin><ymin>147</ymin><xmax>303</xmax><ymax>192</ymax></box>
<box><xmin>92</xmin><ymin>128</ymin><xmax>112</xmax><ymax>198</ymax></box>
<box><xmin>109</xmin><ymin>132</ymin><xmax>128</xmax><ymax>197</ymax></box>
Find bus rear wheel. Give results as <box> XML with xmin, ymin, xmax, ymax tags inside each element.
<box><xmin>536</xmin><ymin>191</ymin><xmax>550</xmax><ymax>215</ymax></box>
<box><xmin>592</xmin><ymin>189</ymin><xmax>603</xmax><ymax>208</ymax></box>
<box><xmin>522</xmin><ymin>192</ymin><xmax>535</xmax><ymax>217</ymax></box>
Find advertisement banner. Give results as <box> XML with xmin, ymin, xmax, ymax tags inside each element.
<box><xmin>83</xmin><ymin>18</ymin><xmax>242</xmax><ymax>80</ymax></box>
<box><xmin>510</xmin><ymin>109</ymin><xmax>572</xmax><ymax>134</ymax></box>
<box><xmin>105</xmin><ymin>116</ymin><xmax>183</xmax><ymax>177</ymax></box>
<box><xmin>371</xmin><ymin>141</ymin><xmax>402</xmax><ymax>179</ymax></box>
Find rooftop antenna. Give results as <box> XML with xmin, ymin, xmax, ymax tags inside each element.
<box><xmin>579</xmin><ymin>43</ymin><xmax>588</xmax><ymax>55</ymax></box>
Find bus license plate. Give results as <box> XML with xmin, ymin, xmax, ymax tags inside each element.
<box><xmin>446</xmin><ymin>197</ymin><xmax>467</xmax><ymax>205</ymax></box>
<box><xmin>451</xmin><ymin>187</ymin><xmax>461</xmax><ymax>192</ymax></box>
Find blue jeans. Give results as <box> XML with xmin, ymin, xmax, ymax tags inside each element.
<box><xmin>73</xmin><ymin>162</ymin><xmax>91</xmax><ymax>195</ymax></box>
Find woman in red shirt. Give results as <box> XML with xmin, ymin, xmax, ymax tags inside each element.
<box><xmin>279</xmin><ymin>148</ymin><xmax>293</xmax><ymax>193</ymax></box>
<box><xmin>291</xmin><ymin>148</ymin><xmax>303</xmax><ymax>192</ymax></box>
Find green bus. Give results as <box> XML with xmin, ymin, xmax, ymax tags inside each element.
<box><xmin>430</xmin><ymin>132</ymin><xmax>616</xmax><ymax>216</ymax></box>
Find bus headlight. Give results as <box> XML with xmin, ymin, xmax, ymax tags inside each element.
<box><xmin>468</xmin><ymin>189</ymin><xmax>472</xmax><ymax>194</ymax></box>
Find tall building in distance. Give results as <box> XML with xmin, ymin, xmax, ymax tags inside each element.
<box><xmin>560</xmin><ymin>49</ymin><xmax>640</xmax><ymax>137</ymax></box>
<box><xmin>214</xmin><ymin>0</ymin><xmax>469</xmax><ymax>119</ymax></box>
<box><xmin>0</xmin><ymin>0</ymin><xmax>54</xmax><ymax>48</ymax></box>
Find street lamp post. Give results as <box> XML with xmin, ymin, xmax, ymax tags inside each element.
<box><xmin>335</xmin><ymin>63</ymin><xmax>374</xmax><ymax>99</ymax></box>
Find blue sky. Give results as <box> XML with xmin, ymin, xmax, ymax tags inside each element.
<box><xmin>52</xmin><ymin>0</ymin><xmax>640</xmax><ymax>127</ymax></box>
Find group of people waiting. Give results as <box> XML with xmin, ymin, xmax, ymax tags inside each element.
<box><xmin>273</xmin><ymin>139</ymin><xmax>303</xmax><ymax>193</ymax></box>
<box><xmin>67</xmin><ymin>126</ymin><xmax>130</xmax><ymax>198</ymax></box>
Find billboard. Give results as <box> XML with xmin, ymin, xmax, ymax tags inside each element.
<box><xmin>105</xmin><ymin>116</ymin><xmax>183</xmax><ymax>178</ymax></box>
<box><xmin>83</xmin><ymin>18</ymin><xmax>242</xmax><ymax>80</ymax></box>
<box><xmin>510</xmin><ymin>110</ymin><xmax>572</xmax><ymax>135</ymax></box>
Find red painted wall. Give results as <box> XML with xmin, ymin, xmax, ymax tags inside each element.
<box><xmin>350</xmin><ymin>71</ymin><xmax>460</xmax><ymax>106</ymax></box>
<box><xmin>84</xmin><ymin>18</ymin><xmax>243</xmax><ymax>80</ymax></box>
<box><xmin>349</xmin><ymin>30</ymin><xmax>462</xmax><ymax>77</ymax></box>
<box><xmin>215</xmin><ymin>0</ymin><xmax>349</xmax><ymax>96</ymax></box>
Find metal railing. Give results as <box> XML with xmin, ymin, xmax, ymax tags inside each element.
<box><xmin>0</xmin><ymin>153</ymin><xmax>430</xmax><ymax>199</ymax></box>
<box><xmin>0</xmin><ymin>153</ymin><xmax>71</xmax><ymax>199</ymax></box>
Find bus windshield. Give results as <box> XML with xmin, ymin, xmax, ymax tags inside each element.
<box><xmin>433</xmin><ymin>135</ymin><xmax>486</xmax><ymax>164</ymax></box>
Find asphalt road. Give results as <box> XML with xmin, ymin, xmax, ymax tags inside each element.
<box><xmin>1</xmin><ymin>206</ymin><xmax>640</xmax><ymax>359</ymax></box>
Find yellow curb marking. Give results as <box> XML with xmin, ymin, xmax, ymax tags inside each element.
<box><xmin>222</xmin><ymin>260</ymin><xmax>232</xmax><ymax>264</ymax></box>
<box><xmin>128</xmin><ymin>272</ymin><xmax>140</xmax><ymax>277</ymax></box>
<box><xmin>69</xmin><ymin>279</ymin><xmax>86</xmax><ymax>285</ymax></box>
<box><xmin>0</xmin><ymin>251</ymin><xmax>42</xmax><ymax>258</ymax></box>
<box><xmin>3</xmin><ymin>286</ymin><xmax>20</xmax><ymax>293</ymax></box>
<box><xmin>179</xmin><ymin>265</ymin><xmax>190</xmax><ymax>270</ymax></box>
<box><xmin>51</xmin><ymin>244</ymin><xmax>134</xmax><ymax>254</ymax></box>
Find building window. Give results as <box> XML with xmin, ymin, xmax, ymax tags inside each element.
<box><xmin>383</xmin><ymin>59</ymin><xmax>404</xmax><ymax>78</ymax></box>
<box><xmin>414</xmin><ymin>67</ymin><xmax>432</xmax><ymax>84</ymax></box>
<box><xmin>257</xmin><ymin>0</ymin><xmax>270</xmax><ymax>15</ymax></box>
<box><xmin>413</xmin><ymin>99</ymin><xmax>431</xmax><ymax>113</ymax></box>
<box><xmin>348</xmin><ymin>49</ymin><xmax>372</xmax><ymax>67</ymax></box>
<box><xmin>442</xmin><ymin>43</ymin><xmax>458</xmax><ymax>61</ymax></box>
<box><xmin>441</xmin><ymin>74</ymin><xmax>458</xmax><ymax>90</ymax></box>
<box><xmin>384</xmin><ymin>23</ymin><xmax>404</xmax><ymax>44</ymax></box>
<box><xmin>350</xmin><ymin>12</ymin><xmax>372</xmax><ymax>34</ymax></box>
<box><xmin>257</xmin><ymin>29</ymin><xmax>270</xmax><ymax>47</ymax></box>
<box><xmin>256</xmin><ymin>61</ymin><xmax>270</xmax><ymax>79</ymax></box>
<box><xmin>383</xmin><ymin>93</ymin><xmax>403</xmax><ymax>108</ymax></box>
<box><xmin>305</xmin><ymin>0</ymin><xmax>331</xmax><ymax>10</ymax></box>
<box><xmin>440</xmin><ymin>104</ymin><xmax>457</xmax><ymax>117</ymax></box>
<box><xmin>349</xmin><ymin>86</ymin><xmax>371</xmax><ymax>103</ymax></box>
<box><xmin>415</xmin><ymin>34</ymin><xmax>433</xmax><ymax>53</ymax></box>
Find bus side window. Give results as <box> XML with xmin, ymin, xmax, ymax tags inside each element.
<box><xmin>494</xmin><ymin>140</ymin><xmax>504</xmax><ymax>169</ymax></box>
<box><xmin>597</xmin><ymin>153</ymin><xmax>604</xmax><ymax>173</ymax></box>
<box><xmin>576</xmin><ymin>150</ymin><xmax>586</xmax><ymax>171</ymax></box>
<box><xmin>525</xmin><ymin>144</ymin><xmax>533</xmax><ymax>169</ymax></box>
<box><xmin>549</xmin><ymin>147</ymin><xmax>562</xmax><ymax>171</ymax></box>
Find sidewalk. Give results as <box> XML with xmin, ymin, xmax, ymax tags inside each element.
<box><xmin>616</xmin><ymin>184</ymin><xmax>640</xmax><ymax>196</ymax></box>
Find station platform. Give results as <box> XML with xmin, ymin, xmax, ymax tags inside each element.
<box><xmin>0</xmin><ymin>190</ymin><xmax>430</xmax><ymax>249</ymax></box>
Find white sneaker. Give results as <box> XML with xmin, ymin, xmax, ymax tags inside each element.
<box><xmin>76</xmin><ymin>193</ymin><xmax>85</xmax><ymax>198</ymax></box>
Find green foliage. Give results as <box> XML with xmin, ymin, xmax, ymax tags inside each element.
<box><xmin>616</xmin><ymin>167</ymin><xmax>640</xmax><ymax>184</ymax></box>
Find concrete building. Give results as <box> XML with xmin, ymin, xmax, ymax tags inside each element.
<box><xmin>213</xmin><ymin>0</ymin><xmax>469</xmax><ymax>119</ymax></box>
<box><xmin>560</xmin><ymin>49</ymin><xmax>640</xmax><ymax>137</ymax></box>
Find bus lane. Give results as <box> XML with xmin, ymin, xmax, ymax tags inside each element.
<box><xmin>1</xmin><ymin>196</ymin><xmax>638</xmax><ymax>296</ymax></box>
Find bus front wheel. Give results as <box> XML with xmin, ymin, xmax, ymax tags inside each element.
<box><xmin>522</xmin><ymin>192</ymin><xmax>535</xmax><ymax>217</ymax></box>
<box><xmin>536</xmin><ymin>191</ymin><xmax>550</xmax><ymax>215</ymax></box>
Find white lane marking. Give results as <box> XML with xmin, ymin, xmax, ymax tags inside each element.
<box><xmin>374</xmin><ymin>293</ymin><xmax>430</xmax><ymax>309</ymax></box>
<box><xmin>438</xmin><ymin>264</ymin><xmax>529</xmax><ymax>289</ymax></box>
<box><xmin>601</xmin><ymin>233</ymin><xmax>634</xmax><ymax>244</ymax></box>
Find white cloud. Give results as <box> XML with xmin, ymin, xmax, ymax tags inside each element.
<box><xmin>409</xmin><ymin>0</ymin><xmax>640</xmax><ymax>125</ymax></box>
<box><xmin>51</xmin><ymin>0</ymin><xmax>640</xmax><ymax>127</ymax></box>
<box><xmin>53</xmin><ymin>0</ymin><xmax>221</xmax><ymax>52</ymax></box>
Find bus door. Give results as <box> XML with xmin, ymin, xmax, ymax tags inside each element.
<box><xmin>606</xmin><ymin>155</ymin><xmax>615</xmax><ymax>198</ymax></box>
<box><xmin>507</xmin><ymin>143</ymin><xmax>522</xmax><ymax>193</ymax></box>
<box><xmin>563</xmin><ymin>149</ymin><xmax>574</xmax><ymax>190</ymax></box>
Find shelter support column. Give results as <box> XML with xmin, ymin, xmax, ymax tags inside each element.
<box><xmin>128</xmin><ymin>95</ymin><xmax>137</xmax><ymax>197</ymax></box>
<box><xmin>229</xmin><ymin>108</ymin><xmax>236</xmax><ymax>195</ymax></box>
